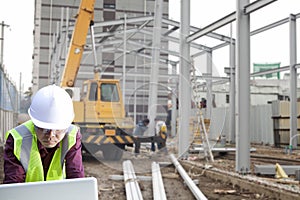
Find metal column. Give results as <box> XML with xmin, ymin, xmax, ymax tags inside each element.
<box><xmin>229</xmin><ymin>23</ymin><xmax>236</xmax><ymax>143</ymax></box>
<box><xmin>171</xmin><ymin>91</ymin><xmax>177</xmax><ymax>137</ymax></box>
<box><xmin>148</xmin><ymin>0</ymin><xmax>163</xmax><ymax>135</ymax></box>
<box><xmin>178</xmin><ymin>0</ymin><xmax>191</xmax><ymax>157</ymax></box>
<box><xmin>171</xmin><ymin>63</ymin><xmax>178</xmax><ymax>138</ymax></box>
<box><xmin>122</xmin><ymin>14</ymin><xmax>127</xmax><ymax>103</ymax></box>
<box><xmin>289</xmin><ymin>14</ymin><xmax>297</xmax><ymax>148</ymax></box>
<box><xmin>134</xmin><ymin>53</ymin><xmax>138</xmax><ymax>124</ymax></box>
<box><xmin>206</xmin><ymin>51</ymin><xmax>212</xmax><ymax>119</ymax></box>
<box><xmin>236</xmin><ymin>0</ymin><xmax>250</xmax><ymax>173</ymax></box>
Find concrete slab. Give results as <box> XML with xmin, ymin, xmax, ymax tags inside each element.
<box><xmin>190</xmin><ymin>147</ymin><xmax>256</xmax><ymax>153</ymax></box>
<box><xmin>254</xmin><ymin>165</ymin><xmax>300</xmax><ymax>175</ymax></box>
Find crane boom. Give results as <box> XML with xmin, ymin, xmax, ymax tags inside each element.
<box><xmin>60</xmin><ymin>0</ymin><xmax>95</xmax><ymax>87</ymax></box>
<box><xmin>57</xmin><ymin>1</ymin><xmax>162</xmax><ymax>161</ymax></box>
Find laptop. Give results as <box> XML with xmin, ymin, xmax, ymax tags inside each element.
<box><xmin>0</xmin><ymin>177</ymin><xmax>98</xmax><ymax>200</ymax></box>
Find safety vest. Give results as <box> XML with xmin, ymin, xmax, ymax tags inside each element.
<box><xmin>156</xmin><ymin>121</ymin><xmax>167</xmax><ymax>139</ymax></box>
<box><xmin>6</xmin><ymin>120</ymin><xmax>78</xmax><ymax>182</ymax></box>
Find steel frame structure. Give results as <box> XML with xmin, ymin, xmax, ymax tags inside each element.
<box><xmin>49</xmin><ymin>0</ymin><xmax>299</xmax><ymax>173</ymax></box>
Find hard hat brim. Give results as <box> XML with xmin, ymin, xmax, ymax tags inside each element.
<box><xmin>28</xmin><ymin>108</ymin><xmax>73</xmax><ymax>130</ymax></box>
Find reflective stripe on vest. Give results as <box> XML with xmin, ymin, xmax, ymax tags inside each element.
<box><xmin>6</xmin><ymin>120</ymin><xmax>78</xmax><ymax>182</ymax></box>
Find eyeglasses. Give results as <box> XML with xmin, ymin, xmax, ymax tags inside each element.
<box><xmin>34</xmin><ymin>125</ymin><xmax>67</xmax><ymax>135</ymax></box>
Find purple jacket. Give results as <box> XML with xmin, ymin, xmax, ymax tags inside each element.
<box><xmin>3</xmin><ymin>129</ymin><xmax>85</xmax><ymax>183</ymax></box>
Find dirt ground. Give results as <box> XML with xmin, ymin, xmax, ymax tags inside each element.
<box><xmin>83</xmin><ymin>150</ymin><xmax>270</xmax><ymax>200</ymax></box>
<box><xmin>1</xmin><ymin>144</ymin><xmax>300</xmax><ymax>199</ymax></box>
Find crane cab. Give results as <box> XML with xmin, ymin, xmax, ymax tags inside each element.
<box><xmin>72</xmin><ymin>79</ymin><xmax>126</xmax><ymax>125</ymax></box>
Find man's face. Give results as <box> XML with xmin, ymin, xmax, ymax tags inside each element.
<box><xmin>35</xmin><ymin>126</ymin><xmax>67</xmax><ymax>148</ymax></box>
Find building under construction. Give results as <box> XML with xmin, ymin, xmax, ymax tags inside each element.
<box><xmin>1</xmin><ymin>0</ymin><xmax>300</xmax><ymax>199</ymax></box>
<box><xmin>32</xmin><ymin>0</ymin><xmax>171</xmax><ymax>122</ymax></box>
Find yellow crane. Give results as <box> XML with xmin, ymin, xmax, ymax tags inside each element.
<box><xmin>60</xmin><ymin>0</ymin><xmax>134</xmax><ymax>160</ymax></box>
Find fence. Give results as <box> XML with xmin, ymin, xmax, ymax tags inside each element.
<box><xmin>0</xmin><ymin>68</ymin><xmax>18</xmax><ymax>144</ymax></box>
<box><xmin>209</xmin><ymin>104</ymin><xmax>274</xmax><ymax>145</ymax></box>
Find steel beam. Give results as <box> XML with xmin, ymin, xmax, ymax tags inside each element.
<box><xmin>251</xmin><ymin>65</ymin><xmax>289</xmax><ymax>77</ymax></box>
<box><xmin>251</xmin><ymin>17</ymin><xmax>289</xmax><ymax>36</ymax></box>
<box><xmin>192</xmin><ymin>74</ymin><xmax>229</xmax><ymax>81</ymax></box>
<box><xmin>139</xmin><ymin>29</ymin><xmax>211</xmax><ymax>52</ymax></box>
<box><xmin>92</xmin><ymin>28</ymin><xmax>138</xmax><ymax>39</ymax></box>
<box><xmin>152</xmin><ymin>162</ymin><xmax>167</xmax><ymax>200</ymax></box>
<box><xmin>187</xmin><ymin>12</ymin><xmax>235</xmax><ymax>43</ymax></box>
<box><xmin>93</xmin><ymin>15</ymin><xmax>154</xmax><ymax>28</ymax></box>
<box><xmin>212</xmin><ymin>13</ymin><xmax>300</xmax><ymax>52</ymax></box>
<box><xmin>186</xmin><ymin>0</ymin><xmax>277</xmax><ymax>43</ymax></box>
<box><xmin>127</xmin><ymin>40</ymin><xmax>179</xmax><ymax>57</ymax></box>
<box><xmin>244</xmin><ymin>0</ymin><xmax>277</xmax><ymax>15</ymax></box>
<box><xmin>170</xmin><ymin>154</ymin><xmax>207</xmax><ymax>200</ymax></box>
<box><xmin>123</xmin><ymin>160</ymin><xmax>143</xmax><ymax>200</ymax></box>
<box><xmin>162</xmin><ymin>18</ymin><xmax>235</xmax><ymax>44</ymax></box>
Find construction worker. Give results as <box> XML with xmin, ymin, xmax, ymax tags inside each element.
<box><xmin>133</xmin><ymin>118</ymin><xmax>149</xmax><ymax>154</ymax></box>
<box><xmin>151</xmin><ymin>117</ymin><xmax>168</xmax><ymax>153</ymax></box>
<box><xmin>165</xmin><ymin>100</ymin><xmax>172</xmax><ymax>135</ymax></box>
<box><xmin>3</xmin><ymin>85</ymin><xmax>84</xmax><ymax>183</ymax></box>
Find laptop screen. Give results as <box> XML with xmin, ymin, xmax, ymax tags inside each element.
<box><xmin>0</xmin><ymin>177</ymin><xmax>98</xmax><ymax>200</ymax></box>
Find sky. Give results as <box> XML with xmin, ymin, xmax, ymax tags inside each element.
<box><xmin>0</xmin><ymin>0</ymin><xmax>34</xmax><ymax>91</ymax></box>
<box><xmin>0</xmin><ymin>0</ymin><xmax>299</xmax><ymax>91</ymax></box>
<box><xmin>169</xmin><ymin>0</ymin><xmax>300</xmax><ymax>77</ymax></box>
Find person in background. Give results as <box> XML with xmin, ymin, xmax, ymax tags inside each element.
<box><xmin>3</xmin><ymin>84</ymin><xmax>84</xmax><ymax>183</ymax></box>
<box><xmin>165</xmin><ymin>100</ymin><xmax>172</xmax><ymax>137</ymax></box>
<box><xmin>151</xmin><ymin>117</ymin><xmax>168</xmax><ymax>153</ymax></box>
<box><xmin>133</xmin><ymin>118</ymin><xmax>150</xmax><ymax>154</ymax></box>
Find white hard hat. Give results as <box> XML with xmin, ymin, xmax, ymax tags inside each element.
<box><xmin>28</xmin><ymin>84</ymin><xmax>74</xmax><ymax>130</ymax></box>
